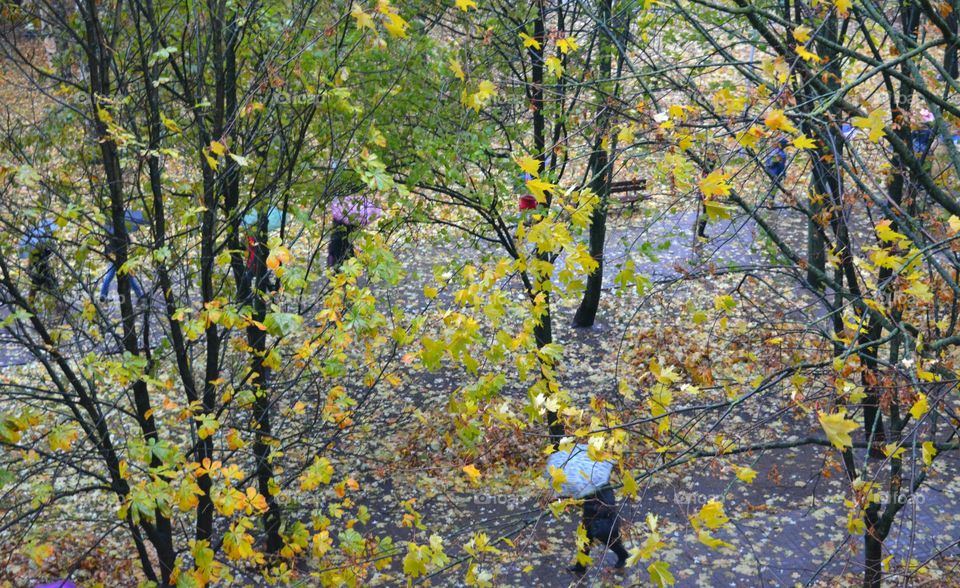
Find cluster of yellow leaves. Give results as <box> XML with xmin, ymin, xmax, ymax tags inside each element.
<box><xmin>689</xmin><ymin>500</ymin><xmax>733</xmax><ymax>550</ymax></box>
<box><xmin>626</xmin><ymin>514</ymin><xmax>673</xmax><ymax>588</ymax></box>
<box><xmin>764</xmin><ymin>109</ymin><xmax>798</xmax><ymax>134</ymax></box>
<box><xmin>403</xmin><ymin>535</ymin><xmax>450</xmax><ymax>579</ymax></box>
<box><xmin>461</xmin><ymin>80</ymin><xmax>497</xmax><ymax>112</ymax></box>
<box><xmin>819</xmin><ymin>410</ymin><xmax>859</xmax><ymax>449</ymax></box>
<box><xmin>852</xmin><ymin>109</ymin><xmax>886</xmax><ymax>143</ymax></box>
<box><xmin>351</xmin><ymin>1</ymin><xmax>409</xmax><ymax>39</ymax></box>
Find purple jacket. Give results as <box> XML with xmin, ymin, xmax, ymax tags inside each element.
<box><xmin>331</xmin><ymin>195</ymin><xmax>381</xmax><ymax>227</ymax></box>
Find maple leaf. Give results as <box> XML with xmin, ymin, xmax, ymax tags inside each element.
<box><xmin>834</xmin><ymin>0</ymin><xmax>853</xmax><ymax>15</ymax></box>
<box><xmin>852</xmin><ymin>109</ymin><xmax>886</xmax><ymax>143</ymax></box>
<box><xmin>382</xmin><ymin>11</ymin><xmax>408</xmax><ymax>38</ymax></box>
<box><xmin>699</xmin><ymin>169</ymin><xmax>732</xmax><ymax>198</ymax></box>
<box><xmin>949</xmin><ymin>215</ymin><xmax>960</xmax><ymax>234</ymax></box>
<box><xmin>764</xmin><ymin>109</ymin><xmax>798</xmax><ymax>134</ymax></box>
<box><xmin>448</xmin><ymin>58</ymin><xmax>465</xmax><ymax>81</ymax></box>
<box><xmin>733</xmin><ymin>465</ymin><xmax>757</xmax><ymax>483</ymax></box>
<box><xmin>795</xmin><ymin>45</ymin><xmax>821</xmax><ymax>63</ymax></box>
<box><xmin>793</xmin><ymin>134</ymin><xmax>817</xmax><ymax>149</ymax></box>
<box><xmin>736</xmin><ymin>126</ymin><xmax>765</xmax><ymax>149</ymax></box>
<box><xmin>519</xmin><ymin>32</ymin><xmax>541</xmax><ymax>49</ymax></box>
<box><xmin>351</xmin><ymin>4</ymin><xmax>375</xmax><ymax>30</ymax></box>
<box><xmin>819</xmin><ymin>410</ymin><xmax>859</xmax><ymax>449</ymax></box>
<box><xmin>697</xmin><ymin>500</ymin><xmax>729</xmax><ymax>530</ymax></box>
<box><xmin>454</xmin><ymin>0</ymin><xmax>476</xmax><ymax>10</ymax></box>
<box><xmin>909</xmin><ymin>393</ymin><xmax>928</xmax><ymax>420</ymax></box>
<box><xmin>514</xmin><ymin>154</ymin><xmax>541</xmax><ymax>177</ymax></box>
<box><xmin>526</xmin><ymin>177</ymin><xmax>555</xmax><ymax>203</ymax></box>
<box><xmin>922</xmin><ymin>441</ymin><xmax>937</xmax><ymax>466</ymax></box>
<box><xmin>793</xmin><ymin>25</ymin><xmax>812</xmax><ymax>43</ymax></box>
<box><xmin>544</xmin><ymin>55</ymin><xmax>563</xmax><ymax>78</ymax></box>
<box><xmin>556</xmin><ymin>36</ymin><xmax>579</xmax><ymax>54</ymax></box>
<box><xmin>648</xmin><ymin>561</ymin><xmax>675</xmax><ymax>587</ymax></box>
<box><xmin>462</xmin><ymin>463</ymin><xmax>481</xmax><ymax>483</ymax></box>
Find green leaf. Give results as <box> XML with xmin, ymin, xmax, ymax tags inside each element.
<box><xmin>263</xmin><ymin>312</ymin><xmax>303</xmax><ymax>337</ymax></box>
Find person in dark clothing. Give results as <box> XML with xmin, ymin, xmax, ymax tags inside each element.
<box><xmin>19</xmin><ymin>220</ymin><xmax>58</xmax><ymax>302</ymax></box>
<box><xmin>27</xmin><ymin>240</ymin><xmax>56</xmax><ymax>300</ymax></box>
<box><xmin>568</xmin><ymin>486</ymin><xmax>629</xmax><ymax>575</ymax></box>
<box><xmin>327</xmin><ymin>220</ymin><xmax>354</xmax><ymax>269</ymax></box>
<box><xmin>327</xmin><ymin>194</ymin><xmax>381</xmax><ymax>270</ymax></box>
<box><xmin>99</xmin><ymin>211</ymin><xmax>146</xmax><ymax>303</ymax></box>
<box><xmin>765</xmin><ymin>138</ymin><xmax>788</xmax><ymax>179</ymax></box>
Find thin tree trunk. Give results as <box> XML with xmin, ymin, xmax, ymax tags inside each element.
<box><xmin>573</xmin><ymin>0</ymin><xmax>614</xmax><ymax>328</ymax></box>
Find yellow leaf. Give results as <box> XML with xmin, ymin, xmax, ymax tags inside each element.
<box><xmin>697</xmin><ymin>500</ymin><xmax>729</xmax><ymax>530</ymax></box>
<box><xmin>834</xmin><ymin>0</ymin><xmax>852</xmax><ymax>15</ymax></box>
<box><xmin>423</xmin><ymin>286</ymin><xmax>438</xmax><ymax>299</ymax></box>
<box><xmin>556</xmin><ymin>36</ymin><xmax>579</xmax><ymax>54</ymax></box>
<box><xmin>882</xmin><ymin>443</ymin><xmax>906</xmax><ymax>459</ymax></box>
<box><xmin>448</xmin><ymin>58</ymin><xmax>465</xmax><ymax>81</ymax></box>
<box><xmin>204</xmin><ymin>149</ymin><xmax>219</xmax><ymax>171</ymax></box>
<box><xmin>699</xmin><ymin>169</ymin><xmax>732</xmax><ymax>198</ymax></box>
<box><xmin>795</xmin><ymin>45</ymin><xmax>821</xmax><ymax>63</ymax></box>
<box><xmin>351</xmin><ymin>4</ymin><xmax>375</xmax><ymax>30</ymax></box>
<box><xmin>949</xmin><ymin>215</ymin><xmax>960</xmax><ymax>234</ymax></box>
<box><xmin>455</xmin><ymin>0</ymin><xmax>477</xmax><ymax>10</ymax></box>
<box><xmin>209</xmin><ymin>140</ymin><xmax>227</xmax><ymax>156</ymax></box>
<box><xmin>618</xmin><ymin>125</ymin><xmax>636</xmax><ymax>144</ymax></box>
<box><xmin>28</xmin><ymin>543</ymin><xmax>54</xmax><ymax>566</ymax></box>
<box><xmin>462</xmin><ymin>463</ymin><xmax>481</xmax><ymax>483</ymax></box>
<box><xmin>383</xmin><ymin>11</ymin><xmax>408</xmax><ymax>38</ymax></box>
<box><xmin>852</xmin><ymin>109</ymin><xmax>885</xmax><ymax>143</ymax></box>
<box><xmin>922</xmin><ymin>441</ymin><xmax>937</xmax><ymax>465</ymax></box>
<box><xmin>544</xmin><ymin>56</ymin><xmax>563</xmax><ymax>78</ymax></box>
<box><xmin>764</xmin><ymin>109</ymin><xmax>798</xmax><ymax>134</ymax></box>
<box><xmin>793</xmin><ymin>134</ymin><xmax>817</xmax><ymax>149</ymax></box>
<box><xmin>818</xmin><ymin>410</ymin><xmax>859</xmax><ymax>449</ymax></box>
<box><xmin>548</xmin><ymin>464</ymin><xmax>566</xmax><ymax>492</ymax></box>
<box><xmin>875</xmin><ymin>220</ymin><xmax>907</xmax><ymax>243</ymax></box>
<box><xmin>514</xmin><ymin>155</ymin><xmax>541</xmax><ymax>177</ymax></box>
<box><xmin>161</xmin><ymin>115</ymin><xmax>181</xmax><ymax>134</ymax></box>
<box><xmin>733</xmin><ymin>465</ymin><xmax>757</xmax><ymax>484</ymax></box>
<box><xmin>909</xmin><ymin>394</ymin><xmax>928</xmax><ymax>420</ymax></box>
<box><xmin>526</xmin><ymin>177</ymin><xmax>555</xmax><ymax>203</ymax></box>
<box><xmin>792</xmin><ymin>25</ymin><xmax>812</xmax><ymax>43</ymax></box>
<box><xmin>519</xmin><ymin>32</ymin><xmax>541</xmax><ymax>49</ymax></box>
<box><xmin>736</xmin><ymin>126</ymin><xmax>765</xmax><ymax>149</ymax></box>
<box><xmin>621</xmin><ymin>470</ymin><xmax>638</xmax><ymax>498</ymax></box>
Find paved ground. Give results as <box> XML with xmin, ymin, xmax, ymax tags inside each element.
<box><xmin>4</xmin><ymin>204</ymin><xmax>959</xmax><ymax>587</ymax></box>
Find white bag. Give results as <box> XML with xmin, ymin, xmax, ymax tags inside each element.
<box><xmin>544</xmin><ymin>444</ymin><xmax>614</xmax><ymax>498</ymax></box>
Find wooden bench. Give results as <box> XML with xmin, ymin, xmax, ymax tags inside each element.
<box><xmin>609</xmin><ymin>178</ymin><xmax>647</xmax><ymax>212</ymax></box>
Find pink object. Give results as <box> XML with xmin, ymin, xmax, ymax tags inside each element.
<box><xmin>519</xmin><ymin>195</ymin><xmax>538</xmax><ymax>211</ymax></box>
<box><xmin>920</xmin><ymin>109</ymin><xmax>934</xmax><ymax>123</ymax></box>
<box><xmin>331</xmin><ymin>195</ymin><xmax>382</xmax><ymax>227</ymax></box>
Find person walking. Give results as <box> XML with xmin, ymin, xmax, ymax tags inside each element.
<box><xmin>99</xmin><ymin>210</ymin><xmax>146</xmax><ymax>304</ymax></box>
<box><xmin>19</xmin><ymin>219</ymin><xmax>58</xmax><ymax>302</ymax></box>
<box><xmin>328</xmin><ymin>194</ymin><xmax>381</xmax><ymax>270</ymax></box>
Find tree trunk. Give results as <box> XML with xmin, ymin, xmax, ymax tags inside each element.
<box><xmin>573</xmin><ymin>0</ymin><xmax>614</xmax><ymax>328</ymax></box>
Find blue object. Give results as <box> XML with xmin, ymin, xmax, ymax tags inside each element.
<box><xmin>765</xmin><ymin>140</ymin><xmax>788</xmax><ymax>179</ymax></box>
<box><xmin>841</xmin><ymin>124</ymin><xmax>856</xmax><ymax>139</ymax></box>
<box><xmin>242</xmin><ymin>207</ymin><xmax>284</xmax><ymax>232</ymax></box>
<box><xmin>99</xmin><ymin>264</ymin><xmax>144</xmax><ymax>300</ymax></box>
<box><xmin>912</xmin><ymin>127</ymin><xmax>934</xmax><ymax>154</ymax></box>
<box><xmin>105</xmin><ymin>210</ymin><xmax>147</xmax><ymax>235</ymax></box>
<box><xmin>18</xmin><ymin>219</ymin><xmax>58</xmax><ymax>258</ymax></box>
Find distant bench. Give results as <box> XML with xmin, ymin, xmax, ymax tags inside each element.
<box><xmin>609</xmin><ymin>178</ymin><xmax>647</xmax><ymax>212</ymax></box>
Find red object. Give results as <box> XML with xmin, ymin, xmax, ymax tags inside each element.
<box><xmin>519</xmin><ymin>194</ymin><xmax>538</xmax><ymax>211</ymax></box>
